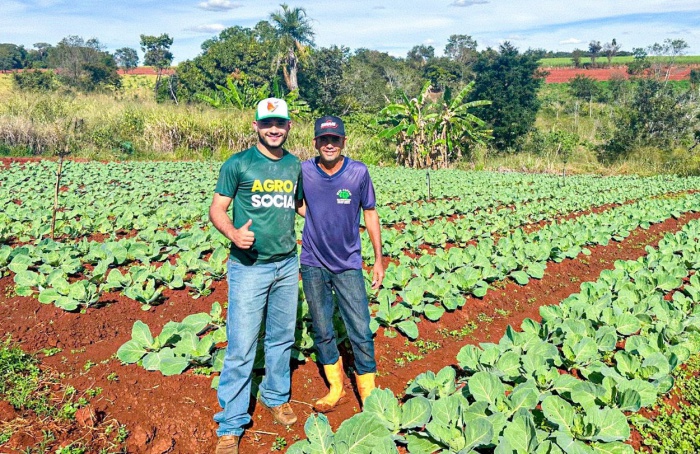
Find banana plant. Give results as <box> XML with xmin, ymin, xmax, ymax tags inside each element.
<box><xmin>433</xmin><ymin>81</ymin><xmax>492</xmax><ymax>164</ymax></box>
<box><xmin>195</xmin><ymin>73</ymin><xmax>270</xmax><ymax>109</ymax></box>
<box><xmin>377</xmin><ymin>80</ymin><xmax>492</xmax><ymax>168</ymax></box>
<box><xmin>376</xmin><ymin>81</ymin><xmax>436</xmax><ymax>168</ymax></box>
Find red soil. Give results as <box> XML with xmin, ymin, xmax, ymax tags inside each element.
<box><xmin>117</xmin><ymin>68</ymin><xmax>174</xmax><ymax>76</ymax></box>
<box><xmin>116</xmin><ymin>65</ymin><xmax>696</xmax><ymax>83</ymax></box>
<box><xmin>543</xmin><ymin>65</ymin><xmax>694</xmax><ymax>83</ymax></box>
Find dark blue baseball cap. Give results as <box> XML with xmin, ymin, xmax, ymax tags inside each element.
<box><xmin>314</xmin><ymin>115</ymin><xmax>345</xmax><ymax>138</ymax></box>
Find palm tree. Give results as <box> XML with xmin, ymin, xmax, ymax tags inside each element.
<box><xmin>270</xmin><ymin>3</ymin><xmax>315</xmax><ymax>92</ymax></box>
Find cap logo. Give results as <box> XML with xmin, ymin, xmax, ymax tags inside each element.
<box><xmin>321</xmin><ymin>120</ymin><xmax>337</xmax><ymax>129</ymax></box>
<box><xmin>267</xmin><ymin>101</ymin><xmax>279</xmax><ymax>112</ymax></box>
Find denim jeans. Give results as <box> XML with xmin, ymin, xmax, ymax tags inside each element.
<box><xmin>300</xmin><ymin>265</ymin><xmax>376</xmax><ymax>375</ymax></box>
<box><xmin>214</xmin><ymin>255</ymin><xmax>299</xmax><ymax>437</ymax></box>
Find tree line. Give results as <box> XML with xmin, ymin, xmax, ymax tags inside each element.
<box><xmin>1</xmin><ymin>3</ymin><xmax>547</xmax><ymax>157</ymax></box>
<box><xmin>2</xmin><ymin>3</ymin><xmax>698</xmax><ymax>169</ymax></box>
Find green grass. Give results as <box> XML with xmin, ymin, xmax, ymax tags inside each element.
<box><xmin>632</xmin><ymin>355</ymin><xmax>700</xmax><ymax>452</ymax></box>
<box><xmin>119</xmin><ymin>74</ymin><xmax>157</xmax><ymax>96</ymax></box>
<box><xmin>539</xmin><ymin>55</ymin><xmax>700</xmax><ymax>68</ymax></box>
<box><xmin>0</xmin><ymin>74</ymin><xmax>13</xmax><ymax>94</ymax></box>
<box><xmin>0</xmin><ymin>88</ymin><xmax>394</xmax><ymax>164</ymax></box>
<box><xmin>0</xmin><ymin>71</ymin><xmax>696</xmax><ymax>175</ymax></box>
<box><xmin>0</xmin><ymin>336</ymin><xmax>128</xmax><ymax>452</ymax></box>
<box><xmin>0</xmin><ymin>336</ymin><xmax>48</xmax><ymax>415</ymax></box>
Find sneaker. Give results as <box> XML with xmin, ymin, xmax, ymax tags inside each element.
<box><xmin>215</xmin><ymin>435</ymin><xmax>240</xmax><ymax>454</ymax></box>
<box><xmin>260</xmin><ymin>401</ymin><xmax>297</xmax><ymax>426</ymax></box>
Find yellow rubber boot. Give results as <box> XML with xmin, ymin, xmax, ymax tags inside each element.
<box><xmin>313</xmin><ymin>358</ymin><xmax>347</xmax><ymax>413</ymax></box>
<box><xmin>356</xmin><ymin>372</ymin><xmax>376</xmax><ymax>406</ymax></box>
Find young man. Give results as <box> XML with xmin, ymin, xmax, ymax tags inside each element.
<box><xmin>300</xmin><ymin>115</ymin><xmax>384</xmax><ymax>412</ymax></box>
<box><xmin>209</xmin><ymin>98</ymin><xmax>303</xmax><ymax>454</ymax></box>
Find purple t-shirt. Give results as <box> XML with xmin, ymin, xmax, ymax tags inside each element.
<box><xmin>301</xmin><ymin>157</ymin><xmax>376</xmax><ymax>273</ymax></box>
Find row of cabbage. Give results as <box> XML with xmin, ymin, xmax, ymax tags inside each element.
<box><xmin>372</xmin><ymin>185</ymin><xmax>689</xmax><ymax>255</ymax></box>
<box><xmin>114</xmin><ymin>294</ymin><xmax>322</xmax><ymax>387</ymax></box>
<box><xmin>4</xmin><ymin>190</ymin><xmax>699</xmax><ymax>334</ymax></box>
<box><xmin>367</xmin><ymin>193</ymin><xmax>700</xmax><ymax>340</ymax></box>
<box><xmin>3</xmin><ymin>178</ymin><xmax>669</xmax><ymax>301</ymax></box>
<box><xmin>113</xmin><ymin>192</ymin><xmax>700</xmax><ymax>380</ymax></box>
<box><xmin>377</xmin><ymin>179</ymin><xmax>693</xmax><ymax>226</ymax></box>
<box><xmin>288</xmin><ymin>217</ymin><xmax>700</xmax><ymax>454</ymax></box>
<box><xmin>0</xmin><ymin>229</ymin><xmax>230</xmax><ymax>310</ymax></box>
<box><xmin>3</xmin><ymin>160</ymin><xmax>699</xmax><ymax>244</ymax></box>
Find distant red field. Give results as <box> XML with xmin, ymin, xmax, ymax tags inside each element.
<box><xmin>117</xmin><ymin>67</ymin><xmax>174</xmax><ymax>76</ymax></box>
<box><xmin>118</xmin><ymin>65</ymin><xmax>696</xmax><ymax>83</ymax></box>
<box><xmin>4</xmin><ymin>65</ymin><xmax>694</xmax><ymax>83</ymax></box>
<box><xmin>543</xmin><ymin>65</ymin><xmax>693</xmax><ymax>83</ymax></box>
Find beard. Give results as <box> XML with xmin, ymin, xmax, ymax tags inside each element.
<box><xmin>257</xmin><ymin>130</ymin><xmax>288</xmax><ymax>150</ymax></box>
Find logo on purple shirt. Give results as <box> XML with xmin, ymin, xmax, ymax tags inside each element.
<box><xmin>337</xmin><ymin>189</ymin><xmax>352</xmax><ymax>204</ymax></box>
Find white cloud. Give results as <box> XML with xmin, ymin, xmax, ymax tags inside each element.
<box><xmin>3</xmin><ymin>0</ymin><xmax>27</xmax><ymax>14</ymax></box>
<box><xmin>559</xmin><ymin>38</ymin><xmax>583</xmax><ymax>45</ymax></box>
<box><xmin>331</xmin><ymin>16</ymin><xmax>452</xmax><ymax>37</ymax></box>
<box><xmin>450</xmin><ymin>0</ymin><xmax>489</xmax><ymax>6</ymax></box>
<box><xmin>185</xmin><ymin>23</ymin><xmax>226</xmax><ymax>33</ymax></box>
<box><xmin>1</xmin><ymin>0</ymin><xmax>699</xmax><ymax>63</ymax></box>
<box><xmin>35</xmin><ymin>0</ymin><xmax>65</xmax><ymax>7</ymax></box>
<box><xmin>197</xmin><ymin>0</ymin><xmax>240</xmax><ymax>11</ymax></box>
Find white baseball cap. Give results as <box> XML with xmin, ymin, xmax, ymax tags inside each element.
<box><xmin>255</xmin><ymin>98</ymin><xmax>291</xmax><ymax>121</ymax></box>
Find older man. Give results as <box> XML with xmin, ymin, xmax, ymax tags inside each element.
<box><xmin>300</xmin><ymin>115</ymin><xmax>384</xmax><ymax>412</ymax></box>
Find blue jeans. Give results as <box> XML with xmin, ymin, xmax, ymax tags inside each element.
<box><xmin>300</xmin><ymin>265</ymin><xmax>376</xmax><ymax>375</ymax></box>
<box><xmin>214</xmin><ymin>255</ymin><xmax>299</xmax><ymax>437</ymax></box>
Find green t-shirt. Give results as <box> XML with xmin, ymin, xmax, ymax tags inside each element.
<box><xmin>215</xmin><ymin>146</ymin><xmax>303</xmax><ymax>265</ymax></box>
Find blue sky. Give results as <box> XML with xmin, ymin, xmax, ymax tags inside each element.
<box><xmin>2</xmin><ymin>1</ymin><xmax>699</xmax><ymax>63</ymax></box>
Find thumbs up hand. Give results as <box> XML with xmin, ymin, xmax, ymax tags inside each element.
<box><xmin>232</xmin><ymin>219</ymin><xmax>255</xmax><ymax>249</ymax></box>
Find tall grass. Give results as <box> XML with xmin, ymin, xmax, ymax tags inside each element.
<box><xmin>0</xmin><ymin>74</ymin><xmax>13</xmax><ymax>95</ymax></box>
<box><xmin>488</xmin><ymin>83</ymin><xmax>700</xmax><ymax>176</ymax></box>
<box><xmin>0</xmin><ymin>89</ymin><xmax>393</xmax><ymax>164</ymax></box>
<box><xmin>0</xmin><ymin>91</ymin><xmax>253</xmax><ymax>159</ymax></box>
<box><xmin>0</xmin><ymin>76</ymin><xmax>697</xmax><ymax>176</ymax></box>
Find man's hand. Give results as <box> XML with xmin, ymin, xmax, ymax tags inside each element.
<box><xmin>231</xmin><ymin>219</ymin><xmax>255</xmax><ymax>249</ymax></box>
<box><xmin>371</xmin><ymin>260</ymin><xmax>385</xmax><ymax>290</ymax></box>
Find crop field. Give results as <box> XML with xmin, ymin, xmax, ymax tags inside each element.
<box><xmin>539</xmin><ymin>55</ymin><xmax>700</xmax><ymax>67</ymax></box>
<box><xmin>118</xmin><ymin>74</ymin><xmax>157</xmax><ymax>95</ymax></box>
<box><xmin>3</xmin><ymin>159</ymin><xmax>700</xmax><ymax>452</ymax></box>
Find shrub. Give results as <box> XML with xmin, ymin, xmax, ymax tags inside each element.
<box><xmin>568</xmin><ymin>74</ymin><xmax>603</xmax><ymax>101</ymax></box>
<box><xmin>12</xmin><ymin>70</ymin><xmax>58</xmax><ymax>91</ymax></box>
